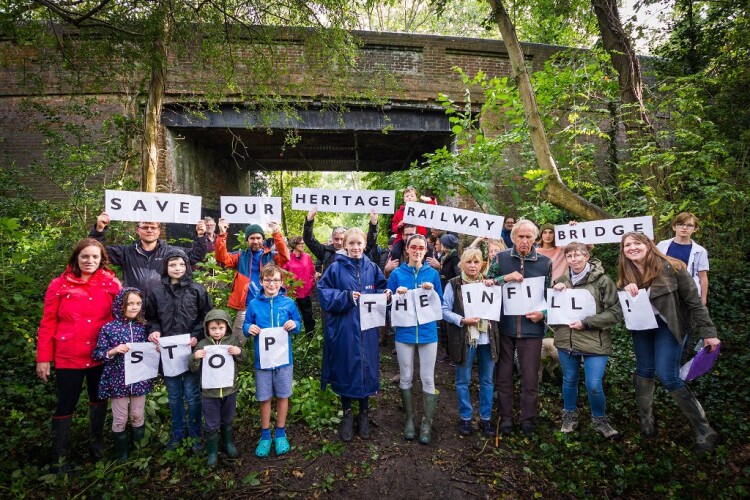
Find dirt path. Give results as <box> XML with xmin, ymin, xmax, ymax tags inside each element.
<box><xmin>227</xmin><ymin>344</ymin><xmax>560</xmax><ymax>499</ymax></box>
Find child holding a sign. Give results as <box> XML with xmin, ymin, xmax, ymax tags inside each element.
<box><xmin>391</xmin><ymin>186</ymin><xmax>436</xmax><ymax>244</ymax></box>
<box><xmin>146</xmin><ymin>248</ymin><xmax>213</xmax><ymax>451</ymax></box>
<box><xmin>93</xmin><ymin>287</ymin><xmax>154</xmax><ymax>462</ymax></box>
<box><xmin>618</xmin><ymin>232</ymin><xmax>720</xmax><ymax>454</ymax></box>
<box><xmin>549</xmin><ymin>243</ymin><xmax>622</xmax><ymax>438</ymax></box>
<box><xmin>317</xmin><ymin>228</ymin><xmax>389</xmax><ymax>442</ymax></box>
<box><xmin>244</xmin><ymin>264</ymin><xmax>301</xmax><ymax>458</ymax></box>
<box><xmin>388</xmin><ymin>233</ymin><xmax>444</xmax><ymax>445</ymax></box>
<box><xmin>189</xmin><ymin>309</ymin><xmax>246</xmax><ymax>466</ymax></box>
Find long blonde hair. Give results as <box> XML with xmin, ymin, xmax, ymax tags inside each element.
<box><xmin>617</xmin><ymin>232</ymin><xmax>686</xmax><ymax>288</ymax></box>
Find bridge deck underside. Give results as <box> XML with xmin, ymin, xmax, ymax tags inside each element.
<box><xmin>164</xmin><ymin>105</ymin><xmax>454</xmax><ymax>172</ymax></box>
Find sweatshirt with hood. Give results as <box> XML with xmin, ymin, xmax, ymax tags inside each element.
<box><xmin>189</xmin><ymin>309</ymin><xmax>247</xmax><ymax>398</ymax></box>
<box><xmin>145</xmin><ymin>248</ymin><xmax>212</xmax><ymax>342</ymax></box>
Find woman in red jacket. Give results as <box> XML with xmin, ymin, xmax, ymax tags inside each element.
<box><xmin>36</xmin><ymin>238</ymin><xmax>121</xmax><ymax>473</ymax></box>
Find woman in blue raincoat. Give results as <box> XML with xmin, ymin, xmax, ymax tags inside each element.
<box><xmin>318</xmin><ymin>227</ymin><xmax>390</xmax><ymax>442</ymax></box>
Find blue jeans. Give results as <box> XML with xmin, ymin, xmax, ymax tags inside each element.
<box><xmin>455</xmin><ymin>344</ymin><xmax>495</xmax><ymax>421</ymax></box>
<box><xmin>558</xmin><ymin>350</ymin><xmax>609</xmax><ymax>417</ymax></box>
<box><xmin>631</xmin><ymin>319</ymin><xmax>686</xmax><ymax>392</ymax></box>
<box><xmin>163</xmin><ymin>370</ymin><xmax>202</xmax><ymax>438</ymax></box>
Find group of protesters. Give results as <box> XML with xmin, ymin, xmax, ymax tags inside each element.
<box><xmin>35</xmin><ymin>186</ymin><xmax>720</xmax><ymax>473</ymax></box>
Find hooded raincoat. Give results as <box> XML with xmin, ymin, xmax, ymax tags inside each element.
<box><xmin>93</xmin><ymin>287</ymin><xmax>154</xmax><ymax>398</ymax></box>
<box><xmin>317</xmin><ymin>253</ymin><xmax>387</xmax><ymax>398</ymax></box>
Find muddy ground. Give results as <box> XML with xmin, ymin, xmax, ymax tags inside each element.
<box><xmin>220</xmin><ymin>344</ymin><xmax>561</xmax><ymax>499</ymax></box>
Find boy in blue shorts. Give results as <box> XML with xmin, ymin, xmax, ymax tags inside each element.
<box><xmin>244</xmin><ymin>264</ymin><xmax>301</xmax><ymax>457</ymax></box>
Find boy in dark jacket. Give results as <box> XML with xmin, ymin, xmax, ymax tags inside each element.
<box><xmin>189</xmin><ymin>309</ymin><xmax>246</xmax><ymax>466</ymax></box>
<box><xmin>244</xmin><ymin>264</ymin><xmax>301</xmax><ymax>458</ymax></box>
<box><xmin>146</xmin><ymin>248</ymin><xmax>213</xmax><ymax>450</ymax></box>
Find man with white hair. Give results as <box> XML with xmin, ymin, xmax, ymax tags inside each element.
<box><xmin>485</xmin><ymin>220</ymin><xmax>551</xmax><ymax>437</ymax></box>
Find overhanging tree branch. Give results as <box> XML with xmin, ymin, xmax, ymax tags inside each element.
<box><xmin>487</xmin><ymin>0</ymin><xmax>611</xmax><ymax>220</ymax></box>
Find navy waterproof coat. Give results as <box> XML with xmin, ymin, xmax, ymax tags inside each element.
<box><xmin>317</xmin><ymin>253</ymin><xmax>388</xmax><ymax>399</ymax></box>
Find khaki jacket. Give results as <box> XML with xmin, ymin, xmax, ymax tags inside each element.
<box><xmin>552</xmin><ymin>259</ymin><xmax>622</xmax><ymax>355</ymax></box>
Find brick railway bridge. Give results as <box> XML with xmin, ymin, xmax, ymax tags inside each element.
<box><xmin>1</xmin><ymin>28</ymin><xmax>566</xmax><ymax>211</ymax></box>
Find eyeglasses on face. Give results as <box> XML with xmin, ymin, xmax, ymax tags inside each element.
<box><xmin>262</xmin><ymin>279</ymin><xmax>282</xmax><ymax>284</ymax></box>
<box><xmin>138</xmin><ymin>225</ymin><xmax>160</xmax><ymax>231</ymax></box>
<box><xmin>676</xmin><ymin>223</ymin><xmax>695</xmax><ymax>228</ymax></box>
<box><xmin>408</xmin><ymin>245</ymin><xmax>426</xmax><ymax>251</ymax></box>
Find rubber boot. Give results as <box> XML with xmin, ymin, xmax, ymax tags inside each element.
<box><xmin>89</xmin><ymin>401</ymin><xmax>108</xmax><ymax>460</ymax></box>
<box><xmin>51</xmin><ymin>416</ymin><xmax>73</xmax><ymax>475</ymax></box>
<box><xmin>131</xmin><ymin>425</ymin><xmax>146</xmax><ymax>452</ymax></box>
<box><xmin>633</xmin><ymin>374</ymin><xmax>657</xmax><ymax>436</ymax></box>
<box><xmin>221</xmin><ymin>425</ymin><xmax>238</xmax><ymax>458</ymax></box>
<box><xmin>670</xmin><ymin>387</ymin><xmax>719</xmax><ymax>454</ymax></box>
<box><xmin>357</xmin><ymin>409</ymin><xmax>371</xmax><ymax>439</ymax></box>
<box><xmin>206</xmin><ymin>432</ymin><xmax>219</xmax><ymax>467</ymax></box>
<box><xmin>340</xmin><ymin>409</ymin><xmax>354</xmax><ymax>442</ymax></box>
<box><xmin>400</xmin><ymin>388</ymin><xmax>415</xmax><ymax>440</ymax></box>
<box><xmin>419</xmin><ymin>391</ymin><xmax>439</xmax><ymax>445</ymax></box>
<box><xmin>113</xmin><ymin>430</ymin><xmax>129</xmax><ymax>462</ymax></box>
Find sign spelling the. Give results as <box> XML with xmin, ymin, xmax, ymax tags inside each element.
<box><xmin>201</xmin><ymin>345</ymin><xmax>234</xmax><ymax>389</ymax></box>
<box><xmin>403</xmin><ymin>202</ymin><xmax>504</xmax><ymax>238</ymax></box>
<box><xmin>618</xmin><ymin>290</ymin><xmax>658</xmax><ymax>330</ymax></box>
<box><xmin>503</xmin><ymin>276</ymin><xmax>547</xmax><ymax>316</ymax></box>
<box><xmin>292</xmin><ymin>188</ymin><xmax>395</xmax><ymax>214</ymax></box>
<box><xmin>220</xmin><ymin>196</ymin><xmax>282</xmax><ymax>225</ymax></box>
<box><xmin>124</xmin><ymin>342</ymin><xmax>160</xmax><ymax>385</ymax></box>
<box><xmin>389</xmin><ymin>289</ymin><xmax>442</xmax><ymax>327</ymax></box>
<box><xmin>258</xmin><ymin>327</ymin><xmax>290</xmax><ymax>369</ymax></box>
<box><xmin>158</xmin><ymin>334</ymin><xmax>193</xmax><ymax>377</ymax></box>
<box><xmin>555</xmin><ymin>216</ymin><xmax>654</xmax><ymax>245</ymax></box>
<box><xmin>461</xmin><ymin>282</ymin><xmax>503</xmax><ymax>321</ymax></box>
<box><xmin>105</xmin><ymin>190</ymin><xmax>201</xmax><ymax>224</ymax></box>
<box><xmin>546</xmin><ymin>288</ymin><xmax>597</xmax><ymax>325</ymax></box>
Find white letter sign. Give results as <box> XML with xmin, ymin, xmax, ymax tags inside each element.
<box><xmin>503</xmin><ymin>276</ymin><xmax>546</xmax><ymax>315</ymax></box>
<box><xmin>220</xmin><ymin>196</ymin><xmax>282</xmax><ymax>225</ymax></box>
<box><xmin>390</xmin><ymin>293</ymin><xmax>413</xmax><ymax>327</ymax></box>
<box><xmin>201</xmin><ymin>345</ymin><xmax>234</xmax><ymax>389</ymax></box>
<box><xmin>105</xmin><ymin>190</ymin><xmax>201</xmax><ymax>224</ymax></box>
<box><xmin>292</xmin><ymin>188</ymin><xmax>395</xmax><ymax>214</ymax></box>
<box><xmin>461</xmin><ymin>283</ymin><xmax>502</xmax><ymax>321</ymax></box>
<box><xmin>124</xmin><ymin>342</ymin><xmax>160</xmax><ymax>385</ymax></box>
<box><xmin>259</xmin><ymin>327</ymin><xmax>290</xmax><ymax>369</ymax></box>
<box><xmin>618</xmin><ymin>290</ymin><xmax>658</xmax><ymax>330</ymax></box>
<box><xmin>159</xmin><ymin>334</ymin><xmax>192</xmax><ymax>377</ymax></box>
<box><xmin>546</xmin><ymin>289</ymin><xmax>597</xmax><ymax>325</ymax></box>
<box><xmin>359</xmin><ymin>293</ymin><xmax>387</xmax><ymax>331</ymax></box>
<box><xmin>555</xmin><ymin>216</ymin><xmax>654</xmax><ymax>245</ymax></box>
<box><xmin>414</xmin><ymin>289</ymin><xmax>442</xmax><ymax>324</ymax></box>
<box><xmin>403</xmin><ymin>202</ymin><xmax>504</xmax><ymax>238</ymax></box>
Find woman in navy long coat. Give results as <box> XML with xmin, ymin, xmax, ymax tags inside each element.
<box><xmin>318</xmin><ymin>227</ymin><xmax>390</xmax><ymax>442</ymax></box>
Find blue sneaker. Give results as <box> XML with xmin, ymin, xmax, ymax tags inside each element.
<box><xmin>255</xmin><ymin>438</ymin><xmax>272</xmax><ymax>458</ymax></box>
<box><xmin>274</xmin><ymin>436</ymin><xmax>290</xmax><ymax>455</ymax></box>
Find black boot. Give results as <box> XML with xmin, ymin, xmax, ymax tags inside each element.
<box><xmin>51</xmin><ymin>416</ymin><xmax>73</xmax><ymax>474</ymax></box>
<box><xmin>89</xmin><ymin>401</ymin><xmax>107</xmax><ymax>460</ymax></box>
<box><xmin>131</xmin><ymin>424</ymin><xmax>146</xmax><ymax>452</ymax></box>
<box><xmin>671</xmin><ymin>387</ymin><xmax>718</xmax><ymax>454</ymax></box>
<box><xmin>633</xmin><ymin>374</ymin><xmax>657</xmax><ymax>436</ymax></box>
<box><xmin>113</xmin><ymin>430</ymin><xmax>129</xmax><ymax>462</ymax></box>
<box><xmin>340</xmin><ymin>409</ymin><xmax>354</xmax><ymax>442</ymax></box>
<box><xmin>357</xmin><ymin>410</ymin><xmax>371</xmax><ymax>439</ymax></box>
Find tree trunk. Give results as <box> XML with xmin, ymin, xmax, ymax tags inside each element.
<box><xmin>488</xmin><ymin>0</ymin><xmax>611</xmax><ymax>221</ymax></box>
<box><xmin>590</xmin><ymin>0</ymin><xmax>663</xmax><ymax>195</ymax></box>
<box><xmin>142</xmin><ymin>10</ymin><xmax>168</xmax><ymax>192</ymax></box>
